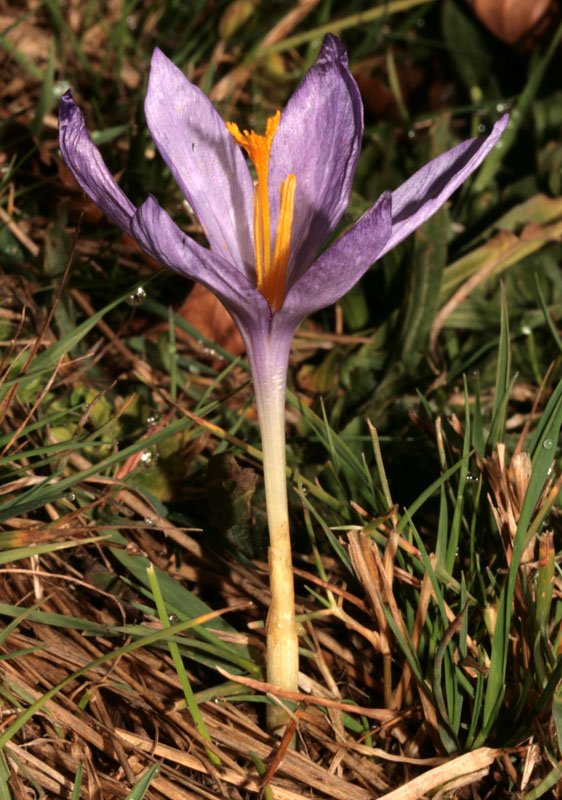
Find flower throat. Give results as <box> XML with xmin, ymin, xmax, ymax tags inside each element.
<box><xmin>226</xmin><ymin>112</ymin><xmax>296</xmax><ymax>312</ymax></box>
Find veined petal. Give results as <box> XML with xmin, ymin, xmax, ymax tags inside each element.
<box><xmin>145</xmin><ymin>49</ymin><xmax>255</xmax><ymax>273</ymax></box>
<box><xmin>268</xmin><ymin>34</ymin><xmax>363</xmax><ymax>281</ymax></box>
<box><xmin>130</xmin><ymin>196</ymin><xmax>268</xmax><ymax>324</ymax></box>
<box><xmin>380</xmin><ymin>114</ymin><xmax>509</xmax><ymax>258</ymax></box>
<box><xmin>59</xmin><ymin>92</ymin><xmax>135</xmax><ymax>233</ymax></box>
<box><xmin>282</xmin><ymin>192</ymin><xmax>392</xmax><ymax>322</ymax></box>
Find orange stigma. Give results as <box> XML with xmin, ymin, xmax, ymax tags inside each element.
<box><xmin>226</xmin><ymin>112</ymin><xmax>296</xmax><ymax>311</ymax></box>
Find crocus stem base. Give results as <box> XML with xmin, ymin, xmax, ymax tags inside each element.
<box><xmin>266</xmin><ymin>511</ymin><xmax>298</xmax><ymax>733</ymax></box>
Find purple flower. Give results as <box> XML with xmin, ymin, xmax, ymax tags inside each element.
<box><xmin>59</xmin><ymin>35</ymin><xmax>507</xmax><ymax>395</ymax></box>
<box><xmin>59</xmin><ymin>35</ymin><xmax>508</xmax><ymax>729</ymax></box>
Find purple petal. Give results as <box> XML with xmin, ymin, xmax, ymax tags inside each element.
<box><xmin>282</xmin><ymin>192</ymin><xmax>392</xmax><ymax>322</ymax></box>
<box><xmin>380</xmin><ymin>115</ymin><xmax>509</xmax><ymax>258</ymax></box>
<box><xmin>58</xmin><ymin>91</ymin><xmax>135</xmax><ymax>232</ymax></box>
<box><xmin>145</xmin><ymin>48</ymin><xmax>255</xmax><ymax>273</ymax></box>
<box><xmin>130</xmin><ymin>196</ymin><xmax>268</xmax><ymax>324</ymax></box>
<box><xmin>268</xmin><ymin>34</ymin><xmax>363</xmax><ymax>282</ymax></box>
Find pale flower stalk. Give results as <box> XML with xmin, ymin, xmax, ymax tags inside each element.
<box><xmin>59</xmin><ymin>34</ymin><xmax>508</xmax><ymax>732</ymax></box>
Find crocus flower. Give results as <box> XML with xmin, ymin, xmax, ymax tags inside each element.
<box><xmin>59</xmin><ymin>34</ymin><xmax>508</xmax><ymax>731</ymax></box>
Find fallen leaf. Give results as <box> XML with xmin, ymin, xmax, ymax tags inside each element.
<box><xmin>466</xmin><ymin>0</ymin><xmax>557</xmax><ymax>46</ymax></box>
<box><xmin>178</xmin><ymin>283</ymin><xmax>245</xmax><ymax>356</ymax></box>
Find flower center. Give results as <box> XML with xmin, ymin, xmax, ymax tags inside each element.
<box><xmin>226</xmin><ymin>112</ymin><xmax>296</xmax><ymax>312</ymax></box>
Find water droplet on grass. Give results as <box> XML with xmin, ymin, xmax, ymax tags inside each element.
<box><xmin>140</xmin><ymin>449</ymin><xmax>156</xmax><ymax>467</ymax></box>
<box><xmin>126</xmin><ymin>286</ymin><xmax>147</xmax><ymax>306</ymax></box>
<box><xmin>53</xmin><ymin>81</ymin><xmax>71</xmax><ymax>98</ymax></box>
<box><xmin>542</xmin><ymin>439</ymin><xmax>554</xmax><ymax>450</ymax></box>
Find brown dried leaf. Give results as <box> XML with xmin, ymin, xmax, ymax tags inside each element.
<box><xmin>377</xmin><ymin>747</ymin><xmax>499</xmax><ymax>799</ymax></box>
<box><xmin>178</xmin><ymin>283</ymin><xmax>244</xmax><ymax>355</ymax></box>
<box><xmin>467</xmin><ymin>0</ymin><xmax>557</xmax><ymax>45</ymax></box>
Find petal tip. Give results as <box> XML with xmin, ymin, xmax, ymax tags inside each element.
<box><xmin>151</xmin><ymin>46</ymin><xmax>168</xmax><ymax>67</ymax></box>
<box><xmin>148</xmin><ymin>47</ymin><xmax>176</xmax><ymax>90</ymax></box>
<box><xmin>380</xmin><ymin>189</ymin><xmax>392</xmax><ymax>211</ymax></box>
<box><xmin>497</xmin><ymin>112</ymin><xmax>510</xmax><ymax>133</ymax></box>
<box><xmin>147</xmin><ymin>47</ymin><xmax>181</xmax><ymax>107</ymax></box>
<box><xmin>150</xmin><ymin>46</ymin><xmax>182</xmax><ymax>82</ymax></box>
<box><xmin>59</xmin><ymin>90</ymin><xmax>79</xmax><ymax>126</ymax></box>
<box><xmin>318</xmin><ymin>34</ymin><xmax>348</xmax><ymax>67</ymax></box>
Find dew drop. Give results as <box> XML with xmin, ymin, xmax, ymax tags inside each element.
<box><xmin>407</xmin><ymin>128</ymin><xmax>416</xmax><ymax>140</ymax></box>
<box><xmin>477</xmin><ymin>124</ymin><xmax>486</xmax><ymax>134</ymax></box>
<box><xmin>146</xmin><ymin>413</ymin><xmax>159</xmax><ymax>427</ymax></box>
<box><xmin>168</xmin><ymin>613</ymin><xmax>178</xmax><ymax>623</ymax></box>
<box><xmin>83</xmin><ymin>402</ymin><xmax>91</xmax><ymax>411</ymax></box>
<box><xmin>520</xmin><ymin>325</ymin><xmax>532</xmax><ymax>336</ymax></box>
<box><xmin>144</xmin><ymin>516</ymin><xmax>155</xmax><ymax>526</ymax></box>
<box><xmin>542</xmin><ymin>439</ymin><xmax>554</xmax><ymax>450</ymax></box>
<box><xmin>53</xmin><ymin>80</ymin><xmax>71</xmax><ymax>98</ymax></box>
<box><xmin>67</xmin><ymin>492</ymin><xmax>76</xmax><ymax>502</ymax></box>
<box><xmin>466</xmin><ymin>473</ymin><xmax>480</xmax><ymax>483</ymax></box>
<box><xmin>140</xmin><ymin>449</ymin><xmax>155</xmax><ymax>467</ymax></box>
<box><xmin>126</xmin><ymin>286</ymin><xmax>147</xmax><ymax>306</ymax></box>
